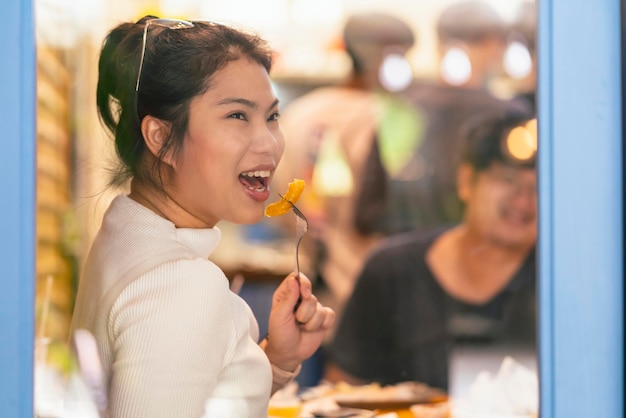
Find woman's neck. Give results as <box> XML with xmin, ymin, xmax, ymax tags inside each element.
<box><xmin>128</xmin><ymin>178</ymin><xmax>213</xmax><ymax>229</ymax></box>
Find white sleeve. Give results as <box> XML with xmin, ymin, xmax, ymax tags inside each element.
<box><xmin>107</xmin><ymin>259</ymin><xmax>234</xmax><ymax>418</ymax></box>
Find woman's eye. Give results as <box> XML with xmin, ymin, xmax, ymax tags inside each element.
<box><xmin>268</xmin><ymin>112</ymin><xmax>280</xmax><ymax>122</ymax></box>
<box><xmin>229</xmin><ymin>112</ymin><xmax>246</xmax><ymax>120</ymax></box>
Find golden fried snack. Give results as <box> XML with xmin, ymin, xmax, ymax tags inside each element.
<box><xmin>264</xmin><ymin>179</ymin><xmax>306</xmax><ymax>217</ymax></box>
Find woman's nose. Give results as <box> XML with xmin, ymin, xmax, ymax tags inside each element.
<box><xmin>254</xmin><ymin>124</ymin><xmax>283</xmax><ymax>155</ymax></box>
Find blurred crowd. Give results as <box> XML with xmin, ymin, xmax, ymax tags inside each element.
<box><xmin>267</xmin><ymin>0</ymin><xmax>538</xmax><ymax>388</ymax></box>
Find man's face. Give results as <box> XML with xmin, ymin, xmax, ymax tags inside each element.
<box><xmin>459</xmin><ymin>161</ymin><xmax>537</xmax><ymax>249</ymax></box>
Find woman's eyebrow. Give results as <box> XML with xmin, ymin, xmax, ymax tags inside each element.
<box><xmin>217</xmin><ymin>97</ymin><xmax>280</xmax><ymax>111</ymax></box>
<box><xmin>268</xmin><ymin>98</ymin><xmax>280</xmax><ymax>111</ymax></box>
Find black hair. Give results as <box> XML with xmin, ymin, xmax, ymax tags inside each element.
<box><xmin>96</xmin><ymin>16</ymin><xmax>274</xmax><ymax>189</ymax></box>
<box><xmin>460</xmin><ymin>107</ymin><xmax>537</xmax><ymax>171</ymax></box>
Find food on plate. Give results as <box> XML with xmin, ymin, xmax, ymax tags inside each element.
<box><xmin>410</xmin><ymin>402</ymin><xmax>450</xmax><ymax>418</ymax></box>
<box><xmin>310</xmin><ymin>407</ymin><xmax>375</xmax><ymax>417</ymax></box>
<box><xmin>264</xmin><ymin>178</ymin><xmax>306</xmax><ymax>217</ymax></box>
<box><xmin>331</xmin><ymin>381</ymin><xmax>447</xmax><ymax>410</ymax></box>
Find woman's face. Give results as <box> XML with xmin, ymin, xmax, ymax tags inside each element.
<box><xmin>168</xmin><ymin>57</ymin><xmax>284</xmax><ymax>227</ymax></box>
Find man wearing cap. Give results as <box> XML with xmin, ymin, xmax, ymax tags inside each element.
<box><xmin>325</xmin><ymin>109</ymin><xmax>538</xmax><ymax>390</ymax></box>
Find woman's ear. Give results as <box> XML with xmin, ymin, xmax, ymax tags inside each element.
<box><xmin>456</xmin><ymin>163</ymin><xmax>475</xmax><ymax>203</ymax></box>
<box><xmin>141</xmin><ymin>115</ymin><xmax>176</xmax><ymax>167</ymax></box>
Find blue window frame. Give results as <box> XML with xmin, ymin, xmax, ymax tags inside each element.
<box><xmin>0</xmin><ymin>1</ymin><xmax>36</xmax><ymax>417</ymax></box>
<box><xmin>0</xmin><ymin>0</ymin><xmax>623</xmax><ymax>416</ymax></box>
<box><xmin>538</xmin><ymin>0</ymin><xmax>623</xmax><ymax>416</ymax></box>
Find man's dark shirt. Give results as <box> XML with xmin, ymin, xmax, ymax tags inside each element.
<box><xmin>328</xmin><ymin>226</ymin><xmax>536</xmax><ymax>390</ymax></box>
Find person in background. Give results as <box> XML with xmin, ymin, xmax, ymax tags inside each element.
<box><xmin>405</xmin><ymin>0</ymin><xmax>532</xmax><ymax>226</ymax></box>
<box><xmin>274</xmin><ymin>12</ymin><xmax>423</xmax><ymax>338</ymax></box>
<box><xmin>70</xmin><ymin>16</ymin><xmax>334</xmax><ymax>418</ymax></box>
<box><xmin>324</xmin><ymin>109</ymin><xmax>537</xmax><ymax>391</ymax></box>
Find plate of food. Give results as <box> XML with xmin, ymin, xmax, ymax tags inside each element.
<box><xmin>331</xmin><ymin>381</ymin><xmax>447</xmax><ymax>410</ymax></box>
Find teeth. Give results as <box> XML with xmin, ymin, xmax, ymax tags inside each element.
<box><xmin>242</xmin><ymin>170</ymin><xmax>270</xmax><ymax>178</ymax></box>
<box><xmin>245</xmin><ymin>184</ymin><xmax>266</xmax><ymax>192</ymax></box>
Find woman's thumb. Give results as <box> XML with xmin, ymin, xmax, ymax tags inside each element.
<box><xmin>272</xmin><ymin>274</ymin><xmax>300</xmax><ymax>318</ymax></box>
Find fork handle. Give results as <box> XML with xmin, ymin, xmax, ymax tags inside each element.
<box><xmin>293</xmin><ymin>237</ymin><xmax>303</xmax><ymax>312</ymax></box>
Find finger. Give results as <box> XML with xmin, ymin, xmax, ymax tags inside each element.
<box><xmin>298</xmin><ymin>302</ymin><xmax>326</xmax><ymax>331</ymax></box>
<box><xmin>294</xmin><ymin>293</ymin><xmax>318</xmax><ymax>324</ymax></box>
<box><xmin>293</xmin><ymin>273</ymin><xmax>313</xmax><ymax>313</ymax></box>
<box><xmin>297</xmin><ymin>274</ymin><xmax>313</xmax><ymax>300</ymax></box>
<box><xmin>271</xmin><ymin>274</ymin><xmax>301</xmax><ymax>320</ymax></box>
<box><xmin>321</xmin><ymin>307</ymin><xmax>336</xmax><ymax>329</ymax></box>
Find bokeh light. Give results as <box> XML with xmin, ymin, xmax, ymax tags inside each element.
<box><xmin>378</xmin><ymin>53</ymin><xmax>413</xmax><ymax>92</ymax></box>
<box><xmin>440</xmin><ymin>45</ymin><xmax>472</xmax><ymax>86</ymax></box>
<box><xmin>503</xmin><ymin>40</ymin><xmax>533</xmax><ymax>79</ymax></box>
<box><xmin>504</xmin><ymin>119</ymin><xmax>538</xmax><ymax>162</ymax></box>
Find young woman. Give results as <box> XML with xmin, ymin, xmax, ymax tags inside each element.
<box><xmin>71</xmin><ymin>16</ymin><xmax>335</xmax><ymax>418</ymax></box>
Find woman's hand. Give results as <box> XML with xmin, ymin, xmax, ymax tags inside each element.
<box><xmin>263</xmin><ymin>273</ymin><xmax>335</xmax><ymax>372</ymax></box>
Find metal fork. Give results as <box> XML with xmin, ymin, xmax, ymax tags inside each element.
<box><xmin>280</xmin><ymin>195</ymin><xmax>309</xmax><ymax>309</ymax></box>
<box><xmin>290</xmin><ymin>203</ymin><xmax>309</xmax><ymax>280</ymax></box>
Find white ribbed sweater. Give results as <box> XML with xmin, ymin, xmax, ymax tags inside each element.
<box><xmin>71</xmin><ymin>195</ymin><xmax>273</xmax><ymax>418</ymax></box>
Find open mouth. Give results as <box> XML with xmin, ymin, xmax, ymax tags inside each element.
<box><xmin>239</xmin><ymin>170</ymin><xmax>270</xmax><ymax>192</ymax></box>
<box><xmin>501</xmin><ymin>207</ymin><xmax>534</xmax><ymax>226</ymax></box>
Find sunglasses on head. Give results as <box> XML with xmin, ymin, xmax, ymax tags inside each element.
<box><xmin>134</xmin><ymin>18</ymin><xmax>194</xmax><ymax>123</ymax></box>
<box><xmin>135</xmin><ymin>18</ymin><xmax>194</xmax><ymax>93</ymax></box>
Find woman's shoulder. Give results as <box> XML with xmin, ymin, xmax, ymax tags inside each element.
<box><xmin>133</xmin><ymin>258</ymin><xmax>230</xmax><ymax>297</ymax></box>
<box><xmin>109</xmin><ymin>258</ymin><xmax>233</xmax><ymax>332</ymax></box>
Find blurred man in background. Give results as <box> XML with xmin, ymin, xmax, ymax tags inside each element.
<box><xmin>325</xmin><ymin>109</ymin><xmax>538</xmax><ymax>390</ymax></box>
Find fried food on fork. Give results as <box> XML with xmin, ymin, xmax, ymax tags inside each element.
<box><xmin>264</xmin><ymin>179</ymin><xmax>306</xmax><ymax>217</ymax></box>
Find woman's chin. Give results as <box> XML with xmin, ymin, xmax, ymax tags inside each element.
<box><xmin>226</xmin><ymin>208</ymin><xmax>265</xmax><ymax>226</ymax></box>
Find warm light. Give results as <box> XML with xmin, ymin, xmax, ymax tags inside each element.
<box><xmin>440</xmin><ymin>45</ymin><xmax>472</xmax><ymax>86</ymax></box>
<box><xmin>525</xmin><ymin>118</ymin><xmax>538</xmax><ymax>135</ymax></box>
<box><xmin>503</xmin><ymin>40</ymin><xmax>533</xmax><ymax>79</ymax></box>
<box><xmin>504</xmin><ymin>119</ymin><xmax>537</xmax><ymax>162</ymax></box>
<box><xmin>312</xmin><ymin>133</ymin><xmax>353</xmax><ymax>197</ymax></box>
<box><xmin>378</xmin><ymin>53</ymin><xmax>413</xmax><ymax>92</ymax></box>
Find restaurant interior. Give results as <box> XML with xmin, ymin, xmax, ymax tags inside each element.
<box><xmin>17</xmin><ymin>0</ymin><xmax>621</xmax><ymax>417</ymax></box>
